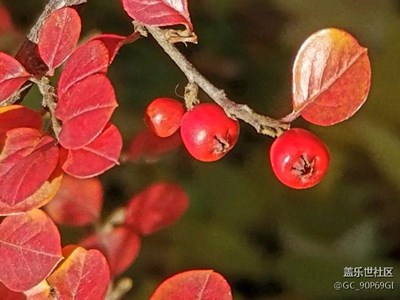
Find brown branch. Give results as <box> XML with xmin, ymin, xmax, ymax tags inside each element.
<box><xmin>31</xmin><ymin>77</ymin><xmax>61</xmax><ymax>137</ymax></box>
<box><xmin>145</xmin><ymin>25</ymin><xmax>290</xmax><ymax>137</ymax></box>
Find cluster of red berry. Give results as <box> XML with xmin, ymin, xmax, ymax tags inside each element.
<box><xmin>144</xmin><ymin>97</ymin><xmax>330</xmax><ymax>189</ymax></box>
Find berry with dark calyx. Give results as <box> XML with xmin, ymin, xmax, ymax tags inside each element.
<box><xmin>145</xmin><ymin>97</ymin><xmax>185</xmax><ymax>137</ymax></box>
<box><xmin>180</xmin><ymin>103</ymin><xmax>239</xmax><ymax>162</ymax></box>
<box><xmin>269</xmin><ymin>128</ymin><xmax>330</xmax><ymax>189</ymax></box>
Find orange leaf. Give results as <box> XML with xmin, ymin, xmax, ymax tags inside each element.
<box><xmin>0</xmin><ymin>128</ymin><xmax>59</xmax><ymax>212</ymax></box>
<box><xmin>47</xmin><ymin>245</ymin><xmax>110</xmax><ymax>299</ymax></box>
<box><xmin>150</xmin><ymin>270</ymin><xmax>233</xmax><ymax>300</ymax></box>
<box><xmin>45</xmin><ymin>175</ymin><xmax>103</xmax><ymax>226</ymax></box>
<box><xmin>0</xmin><ymin>105</ymin><xmax>42</xmax><ymax>134</ymax></box>
<box><xmin>0</xmin><ymin>209</ymin><xmax>62</xmax><ymax>292</ymax></box>
<box><xmin>23</xmin><ymin>280</ymin><xmax>52</xmax><ymax>300</ymax></box>
<box><xmin>292</xmin><ymin>28</ymin><xmax>371</xmax><ymax>126</ymax></box>
<box><xmin>0</xmin><ymin>164</ymin><xmax>63</xmax><ymax>215</ymax></box>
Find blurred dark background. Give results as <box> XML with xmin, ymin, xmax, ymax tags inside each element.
<box><xmin>2</xmin><ymin>0</ymin><xmax>400</xmax><ymax>299</ymax></box>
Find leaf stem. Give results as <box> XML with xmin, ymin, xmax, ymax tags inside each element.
<box><xmin>145</xmin><ymin>25</ymin><xmax>290</xmax><ymax>137</ymax></box>
<box><xmin>280</xmin><ymin>110</ymin><xmax>300</xmax><ymax>123</ymax></box>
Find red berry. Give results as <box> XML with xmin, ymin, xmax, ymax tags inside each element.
<box><xmin>145</xmin><ymin>97</ymin><xmax>185</xmax><ymax>137</ymax></box>
<box><xmin>269</xmin><ymin>128</ymin><xmax>330</xmax><ymax>189</ymax></box>
<box><xmin>180</xmin><ymin>103</ymin><xmax>240</xmax><ymax>162</ymax></box>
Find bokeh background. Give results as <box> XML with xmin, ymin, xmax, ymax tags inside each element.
<box><xmin>2</xmin><ymin>0</ymin><xmax>400</xmax><ymax>299</ymax></box>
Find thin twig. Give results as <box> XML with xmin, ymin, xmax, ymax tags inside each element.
<box><xmin>146</xmin><ymin>25</ymin><xmax>290</xmax><ymax>137</ymax></box>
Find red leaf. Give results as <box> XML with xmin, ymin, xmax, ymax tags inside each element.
<box><xmin>62</xmin><ymin>124</ymin><xmax>122</xmax><ymax>178</ymax></box>
<box><xmin>0</xmin><ymin>209</ymin><xmax>62</xmax><ymax>292</ymax></box>
<box><xmin>38</xmin><ymin>8</ymin><xmax>81</xmax><ymax>72</ymax></box>
<box><xmin>45</xmin><ymin>175</ymin><xmax>103</xmax><ymax>226</ymax></box>
<box><xmin>125</xmin><ymin>182</ymin><xmax>189</xmax><ymax>235</ymax></box>
<box><xmin>0</xmin><ymin>105</ymin><xmax>42</xmax><ymax>134</ymax></box>
<box><xmin>0</xmin><ymin>283</ymin><xmax>25</xmax><ymax>300</ymax></box>
<box><xmin>58</xmin><ymin>40</ymin><xmax>109</xmax><ymax>99</ymax></box>
<box><xmin>56</xmin><ymin>74</ymin><xmax>118</xmax><ymax>149</ymax></box>
<box><xmin>150</xmin><ymin>270</ymin><xmax>233</xmax><ymax>300</ymax></box>
<box><xmin>0</xmin><ymin>164</ymin><xmax>63</xmax><ymax>216</ymax></box>
<box><xmin>128</xmin><ymin>129</ymin><xmax>182</xmax><ymax>162</ymax></box>
<box><xmin>122</xmin><ymin>0</ymin><xmax>193</xmax><ymax>30</ymax></box>
<box><xmin>0</xmin><ymin>52</ymin><xmax>30</xmax><ymax>103</ymax></box>
<box><xmin>90</xmin><ymin>32</ymin><xmax>140</xmax><ymax>64</ymax></box>
<box><xmin>47</xmin><ymin>245</ymin><xmax>110</xmax><ymax>299</ymax></box>
<box><xmin>292</xmin><ymin>28</ymin><xmax>371</xmax><ymax>126</ymax></box>
<box><xmin>0</xmin><ymin>128</ymin><xmax>59</xmax><ymax>210</ymax></box>
<box><xmin>80</xmin><ymin>226</ymin><xmax>141</xmax><ymax>277</ymax></box>
<box><xmin>0</xmin><ymin>5</ymin><xmax>14</xmax><ymax>34</ymax></box>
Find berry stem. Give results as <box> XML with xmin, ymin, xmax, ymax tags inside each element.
<box><xmin>184</xmin><ymin>82</ymin><xmax>200</xmax><ymax>110</ymax></box>
<box><xmin>146</xmin><ymin>25</ymin><xmax>289</xmax><ymax>138</ymax></box>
